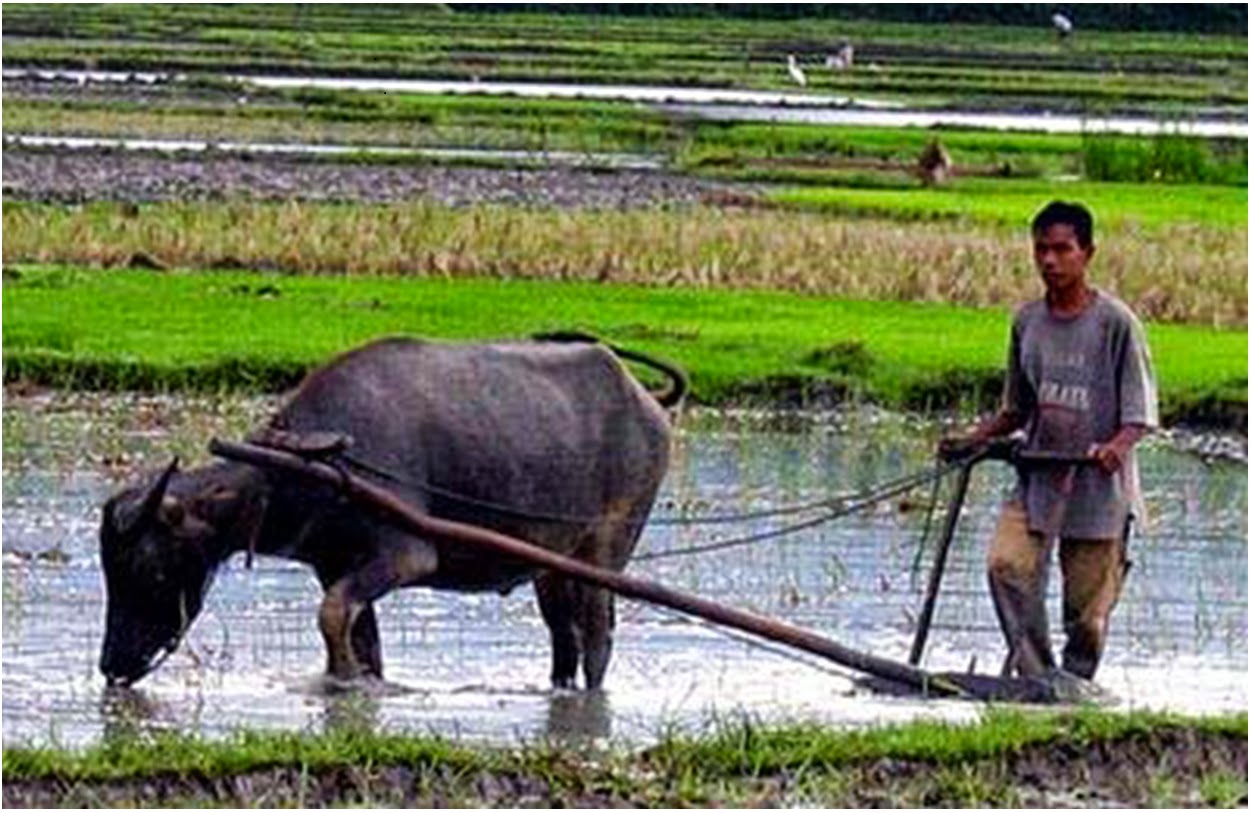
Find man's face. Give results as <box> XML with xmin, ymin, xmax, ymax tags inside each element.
<box><xmin>1033</xmin><ymin>223</ymin><xmax>1093</xmax><ymax>296</ymax></box>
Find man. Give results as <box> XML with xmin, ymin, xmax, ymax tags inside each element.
<box><xmin>942</xmin><ymin>200</ymin><xmax>1157</xmax><ymax>683</ymax></box>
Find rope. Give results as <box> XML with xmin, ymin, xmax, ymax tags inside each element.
<box><xmin>637</xmin><ymin>509</ymin><xmax>843</xmax><ymax>562</ymax></box>
<box><xmin>340</xmin><ymin>450</ymin><xmax>959</xmax><ymax>531</ymax></box>
<box><xmin>634</xmin><ymin>460</ymin><xmax>961</xmax><ymax>561</ymax></box>
<box><xmin>651</xmin><ymin>462</ymin><xmax>953</xmax><ymax>526</ymax></box>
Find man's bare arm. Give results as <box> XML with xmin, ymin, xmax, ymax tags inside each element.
<box><xmin>938</xmin><ymin>408</ymin><xmax>1027</xmax><ymax>459</ymax></box>
<box><xmin>1091</xmin><ymin>423</ymin><xmax>1151</xmax><ymax>474</ymax></box>
<box><xmin>969</xmin><ymin>408</ymin><xmax>1028</xmax><ymax>442</ymax></box>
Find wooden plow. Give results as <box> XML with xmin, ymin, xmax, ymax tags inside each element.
<box><xmin>210</xmin><ymin>437</ymin><xmax>1094</xmax><ymax>703</ymax></box>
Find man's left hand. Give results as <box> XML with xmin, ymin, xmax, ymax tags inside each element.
<box><xmin>1089</xmin><ymin>425</ymin><xmax>1150</xmax><ymax>475</ymax></box>
<box><xmin>1090</xmin><ymin>441</ymin><xmax>1128</xmax><ymax>474</ymax></box>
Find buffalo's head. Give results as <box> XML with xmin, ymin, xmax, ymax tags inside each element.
<box><xmin>99</xmin><ymin>459</ymin><xmax>223</xmax><ymax>686</ymax></box>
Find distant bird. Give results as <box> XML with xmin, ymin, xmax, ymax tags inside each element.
<box><xmin>1052</xmin><ymin>12</ymin><xmax>1073</xmax><ymax>38</ymax></box>
<box><xmin>786</xmin><ymin>54</ymin><xmax>807</xmax><ymax>87</ymax></box>
<box><xmin>825</xmin><ymin>42</ymin><xmax>855</xmax><ymax>71</ymax></box>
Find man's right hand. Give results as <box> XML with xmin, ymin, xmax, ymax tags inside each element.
<box><xmin>937</xmin><ymin>434</ymin><xmax>986</xmax><ymax>462</ymax></box>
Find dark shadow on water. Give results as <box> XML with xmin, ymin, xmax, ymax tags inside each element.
<box><xmin>545</xmin><ymin>689</ymin><xmax>611</xmax><ymax>744</ymax></box>
<box><xmin>297</xmin><ymin>673</ymin><xmax>411</xmax><ymax>737</ymax></box>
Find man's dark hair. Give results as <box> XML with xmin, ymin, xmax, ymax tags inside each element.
<box><xmin>1031</xmin><ymin>200</ymin><xmax>1094</xmax><ymax>248</ymax></box>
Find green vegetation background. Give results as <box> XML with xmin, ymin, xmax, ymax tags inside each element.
<box><xmin>4</xmin><ymin>267</ymin><xmax>1244</xmax><ymax>426</ymax></box>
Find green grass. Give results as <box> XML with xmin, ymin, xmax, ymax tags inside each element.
<box><xmin>3</xmin><ymin>266</ymin><xmax>1244</xmax><ymax>426</ymax></box>
<box><xmin>4</xmin><ymin>707</ymin><xmax>1238</xmax><ymax>781</ymax></box>
<box><xmin>1200</xmin><ymin>772</ymin><xmax>1251</xmax><ymax>807</ymax></box>
<box><xmin>1082</xmin><ymin>132</ymin><xmax>1248</xmax><ymax>185</ymax></box>
<box><xmin>645</xmin><ymin>707</ymin><xmax>1248</xmax><ymax>776</ymax></box>
<box><xmin>3</xmin><ymin>709</ymin><xmax>1245</xmax><ymax>807</ymax></box>
<box><xmin>3</xmin><ymin>724</ymin><xmax>479</xmax><ymax>783</ymax></box>
<box><xmin>771</xmin><ymin>178</ymin><xmax>1249</xmax><ymax>230</ymax></box>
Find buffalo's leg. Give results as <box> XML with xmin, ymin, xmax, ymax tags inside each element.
<box><xmin>316</xmin><ymin>571</ymin><xmax>383</xmax><ymax>678</ymax></box>
<box><xmin>575</xmin><ymin>583</ymin><xmax>615</xmax><ymax>690</ymax></box>
<box><xmin>574</xmin><ymin>517</ymin><xmax>643</xmax><ymax>691</ymax></box>
<box><xmin>319</xmin><ymin>535</ymin><xmax>437</xmax><ymax>681</ymax></box>
<box><xmin>535</xmin><ymin>572</ymin><xmax>581</xmax><ymax>689</ymax></box>
<box><xmin>352</xmin><ymin>603</ymin><xmax>383</xmax><ymax>678</ymax></box>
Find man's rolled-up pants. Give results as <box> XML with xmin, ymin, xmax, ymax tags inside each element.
<box><xmin>987</xmin><ymin>500</ymin><xmax>1128</xmax><ymax>679</ymax></box>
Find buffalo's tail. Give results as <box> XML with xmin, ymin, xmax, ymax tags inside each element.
<box><xmin>533</xmin><ymin>330</ymin><xmax>688</xmax><ymax>409</ymax></box>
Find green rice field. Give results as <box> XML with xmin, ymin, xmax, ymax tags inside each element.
<box><xmin>4</xmin><ymin>4</ymin><xmax>1245</xmax><ymax>114</ymax></box>
<box><xmin>3</xmin><ymin>266</ymin><xmax>1244</xmax><ymax>425</ymax></box>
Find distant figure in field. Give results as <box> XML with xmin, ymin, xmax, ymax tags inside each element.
<box><xmin>917</xmin><ymin>138</ymin><xmax>953</xmax><ymax>186</ymax></box>
<box><xmin>786</xmin><ymin>54</ymin><xmax>806</xmax><ymax>87</ymax></box>
<box><xmin>1052</xmin><ymin>12</ymin><xmax>1073</xmax><ymax>39</ymax></box>
<box><xmin>825</xmin><ymin>42</ymin><xmax>855</xmax><ymax>71</ymax></box>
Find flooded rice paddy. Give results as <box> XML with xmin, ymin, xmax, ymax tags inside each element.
<box><xmin>6</xmin><ymin>68</ymin><xmax>1246</xmax><ymax>139</ymax></box>
<box><xmin>661</xmin><ymin>103</ymin><xmax>1250</xmax><ymax>139</ymax></box>
<box><xmin>2</xmin><ymin>392</ymin><xmax>1246</xmax><ymax>748</ymax></box>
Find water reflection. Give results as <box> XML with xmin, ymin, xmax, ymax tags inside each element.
<box><xmin>320</xmin><ymin>691</ymin><xmax>382</xmax><ymax>739</ymax></box>
<box><xmin>661</xmin><ymin>103</ymin><xmax>1249</xmax><ymax>138</ymax></box>
<box><xmin>545</xmin><ymin>690</ymin><xmax>612</xmax><ymax>744</ymax></box>
<box><xmin>98</xmin><ymin>686</ymin><xmax>196</xmax><ymax>745</ymax></box>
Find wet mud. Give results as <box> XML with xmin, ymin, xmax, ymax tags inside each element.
<box><xmin>3</xmin><ymin>727</ymin><xmax>1245</xmax><ymax>807</ymax></box>
<box><xmin>2</xmin><ymin>147</ymin><xmax>724</xmax><ymax>209</ymax></box>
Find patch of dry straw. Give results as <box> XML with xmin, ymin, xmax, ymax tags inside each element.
<box><xmin>5</xmin><ymin>203</ymin><xmax>1245</xmax><ymax>326</ymax></box>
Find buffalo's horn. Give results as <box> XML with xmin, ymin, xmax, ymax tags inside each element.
<box><xmin>119</xmin><ymin>457</ymin><xmax>180</xmax><ymax>536</ymax></box>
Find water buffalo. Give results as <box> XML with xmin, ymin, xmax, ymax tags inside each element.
<box><xmin>99</xmin><ymin>334</ymin><xmax>685</xmax><ymax>689</ymax></box>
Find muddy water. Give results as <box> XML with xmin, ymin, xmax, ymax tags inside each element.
<box><xmin>2</xmin><ymin>394</ymin><xmax>1245</xmax><ymax>748</ymax></box>
<box><xmin>3</xmin><ymin>134</ymin><xmax>666</xmax><ymax>171</ymax></box>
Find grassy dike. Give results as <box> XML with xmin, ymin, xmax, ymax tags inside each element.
<box><xmin>3</xmin><ymin>709</ymin><xmax>1246</xmax><ymax>806</ymax></box>
<box><xmin>2</xmin><ymin>266</ymin><xmax>1245</xmax><ymax>428</ymax></box>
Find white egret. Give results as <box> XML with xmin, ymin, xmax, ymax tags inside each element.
<box><xmin>1052</xmin><ymin>12</ymin><xmax>1073</xmax><ymax>37</ymax></box>
<box><xmin>786</xmin><ymin>54</ymin><xmax>806</xmax><ymax>87</ymax></box>
<box><xmin>825</xmin><ymin>42</ymin><xmax>855</xmax><ymax>71</ymax></box>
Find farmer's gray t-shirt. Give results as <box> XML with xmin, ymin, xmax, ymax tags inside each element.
<box><xmin>1004</xmin><ymin>290</ymin><xmax>1158</xmax><ymax>539</ymax></box>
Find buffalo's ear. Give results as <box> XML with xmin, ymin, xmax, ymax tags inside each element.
<box><xmin>158</xmin><ymin>495</ymin><xmax>215</xmax><ymax>540</ymax></box>
<box><xmin>158</xmin><ymin>496</ymin><xmax>185</xmax><ymax>528</ymax></box>
<box><xmin>115</xmin><ymin>458</ymin><xmax>180</xmax><ymax>538</ymax></box>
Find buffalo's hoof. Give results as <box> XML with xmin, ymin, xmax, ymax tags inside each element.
<box><xmin>1046</xmin><ymin>670</ymin><xmax>1116</xmax><ymax>705</ymax></box>
<box><xmin>320</xmin><ymin>670</ymin><xmax>380</xmax><ymax>695</ymax></box>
